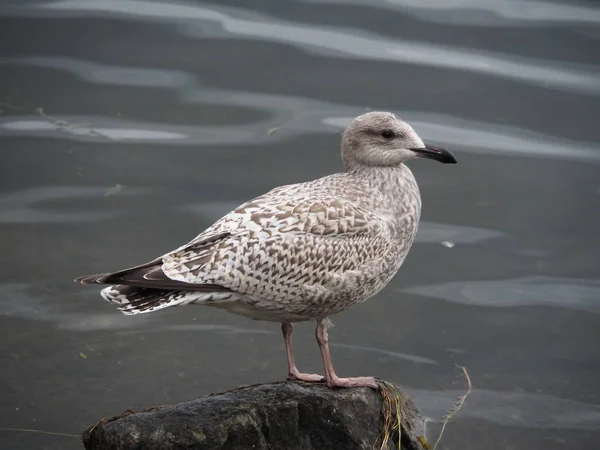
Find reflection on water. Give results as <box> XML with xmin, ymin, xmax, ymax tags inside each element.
<box><xmin>5</xmin><ymin>0</ymin><xmax>599</xmax><ymax>94</ymax></box>
<box><xmin>8</xmin><ymin>108</ymin><xmax>596</xmax><ymax>163</ymax></box>
<box><xmin>302</xmin><ymin>0</ymin><xmax>600</xmax><ymax>27</ymax></box>
<box><xmin>404</xmin><ymin>276</ymin><xmax>600</xmax><ymax>314</ymax></box>
<box><xmin>176</xmin><ymin>200</ymin><xmax>241</xmax><ymax>218</ymax></box>
<box><xmin>0</xmin><ymin>283</ymin><xmax>268</xmax><ymax>334</ymax></box>
<box><xmin>0</xmin><ymin>118</ymin><xmax>188</xmax><ymax>141</ymax></box>
<box><xmin>0</xmin><ymin>186</ymin><xmax>149</xmax><ymax>223</ymax></box>
<box><xmin>2</xmin><ymin>52</ymin><xmax>599</xmax><ymax>161</ymax></box>
<box><xmin>3</xmin><ymin>105</ymin><xmax>598</xmax><ymax>163</ymax></box>
<box><xmin>0</xmin><ymin>56</ymin><xmax>195</xmax><ymax>88</ymax></box>
<box><xmin>331</xmin><ymin>343</ymin><xmax>438</xmax><ymax>365</ymax></box>
<box><xmin>416</xmin><ymin>222</ymin><xmax>503</xmax><ymax>244</ymax></box>
<box><xmin>1</xmin><ymin>0</ymin><xmax>599</xmax><ymax>449</ymax></box>
<box><xmin>413</xmin><ymin>387</ymin><xmax>600</xmax><ymax>430</ymax></box>
<box><xmin>324</xmin><ymin>115</ymin><xmax>600</xmax><ymax>162</ymax></box>
<box><xmin>147</xmin><ymin>324</ymin><xmax>271</xmax><ymax>334</ymax></box>
<box><xmin>0</xmin><ymin>283</ymin><xmax>154</xmax><ymax>330</ymax></box>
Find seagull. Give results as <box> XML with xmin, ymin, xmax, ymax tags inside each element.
<box><xmin>76</xmin><ymin>111</ymin><xmax>457</xmax><ymax>388</ymax></box>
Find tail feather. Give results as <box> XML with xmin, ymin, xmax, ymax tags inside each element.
<box><xmin>75</xmin><ymin>273</ymin><xmax>112</xmax><ymax>284</ymax></box>
<box><xmin>75</xmin><ymin>267</ymin><xmax>230</xmax><ymax>292</ymax></box>
<box><xmin>101</xmin><ymin>285</ymin><xmax>233</xmax><ymax>315</ymax></box>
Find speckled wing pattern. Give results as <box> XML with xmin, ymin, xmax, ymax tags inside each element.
<box><xmin>101</xmin><ymin>170</ymin><xmax>420</xmax><ymax>321</ymax></box>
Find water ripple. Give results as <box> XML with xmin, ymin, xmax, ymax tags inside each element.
<box><xmin>0</xmin><ymin>56</ymin><xmax>195</xmax><ymax>88</ymax></box>
<box><xmin>0</xmin><ymin>186</ymin><xmax>150</xmax><ymax>224</ymax></box>
<box><xmin>324</xmin><ymin>115</ymin><xmax>600</xmax><ymax>162</ymax></box>
<box><xmin>2</xmin><ymin>110</ymin><xmax>599</xmax><ymax>164</ymax></box>
<box><xmin>0</xmin><ymin>116</ymin><xmax>190</xmax><ymax>142</ymax></box>
<box><xmin>403</xmin><ymin>276</ymin><xmax>600</xmax><ymax>314</ymax></box>
<box><xmin>331</xmin><ymin>343</ymin><xmax>438</xmax><ymax>365</ymax></box>
<box><xmin>416</xmin><ymin>222</ymin><xmax>503</xmax><ymax>244</ymax></box>
<box><xmin>302</xmin><ymin>0</ymin><xmax>600</xmax><ymax>27</ymax></box>
<box><xmin>410</xmin><ymin>387</ymin><xmax>600</xmax><ymax>430</ymax></box>
<box><xmin>6</xmin><ymin>0</ymin><xmax>599</xmax><ymax>95</ymax></box>
<box><xmin>151</xmin><ymin>324</ymin><xmax>271</xmax><ymax>335</ymax></box>
<box><xmin>0</xmin><ymin>283</ymin><xmax>154</xmax><ymax>331</ymax></box>
<box><xmin>2</xmin><ymin>53</ymin><xmax>598</xmax><ymax>162</ymax></box>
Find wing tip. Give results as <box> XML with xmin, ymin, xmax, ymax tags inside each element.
<box><xmin>74</xmin><ymin>273</ymin><xmax>110</xmax><ymax>284</ymax></box>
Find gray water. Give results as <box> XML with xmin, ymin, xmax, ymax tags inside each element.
<box><xmin>1</xmin><ymin>0</ymin><xmax>599</xmax><ymax>449</ymax></box>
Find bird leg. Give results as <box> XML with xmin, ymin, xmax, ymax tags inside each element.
<box><xmin>282</xmin><ymin>322</ymin><xmax>324</xmax><ymax>382</ymax></box>
<box><xmin>315</xmin><ymin>318</ymin><xmax>378</xmax><ymax>388</ymax></box>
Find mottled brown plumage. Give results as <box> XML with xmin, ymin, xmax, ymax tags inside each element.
<box><xmin>76</xmin><ymin>111</ymin><xmax>457</xmax><ymax>387</ymax></box>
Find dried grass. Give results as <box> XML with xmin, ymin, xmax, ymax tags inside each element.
<box><xmin>376</xmin><ymin>380</ymin><xmax>403</xmax><ymax>450</ymax></box>
<box><xmin>432</xmin><ymin>365</ymin><xmax>472</xmax><ymax>450</ymax></box>
<box><xmin>375</xmin><ymin>365</ymin><xmax>472</xmax><ymax>450</ymax></box>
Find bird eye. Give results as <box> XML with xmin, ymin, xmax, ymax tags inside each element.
<box><xmin>381</xmin><ymin>129</ymin><xmax>395</xmax><ymax>139</ymax></box>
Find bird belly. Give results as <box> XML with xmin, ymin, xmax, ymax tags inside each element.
<box><xmin>206</xmin><ymin>295</ymin><xmax>316</xmax><ymax>322</ymax></box>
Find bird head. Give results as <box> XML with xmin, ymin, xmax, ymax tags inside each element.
<box><xmin>341</xmin><ymin>111</ymin><xmax>457</xmax><ymax>170</ymax></box>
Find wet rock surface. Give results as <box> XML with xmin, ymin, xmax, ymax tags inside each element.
<box><xmin>82</xmin><ymin>381</ymin><xmax>427</xmax><ymax>450</ymax></box>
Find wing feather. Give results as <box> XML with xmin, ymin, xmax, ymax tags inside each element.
<box><xmin>161</xmin><ymin>190</ymin><xmax>383</xmax><ymax>292</ymax></box>
<box><xmin>75</xmin><ymin>232</ymin><xmax>232</xmax><ymax>291</ymax></box>
<box><xmin>77</xmin><ymin>176</ymin><xmax>386</xmax><ymax>301</ymax></box>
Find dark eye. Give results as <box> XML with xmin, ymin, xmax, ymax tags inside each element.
<box><xmin>381</xmin><ymin>129</ymin><xmax>395</xmax><ymax>139</ymax></box>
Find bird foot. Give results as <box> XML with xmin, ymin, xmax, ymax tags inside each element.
<box><xmin>287</xmin><ymin>372</ymin><xmax>325</xmax><ymax>383</ymax></box>
<box><xmin>325</xmin><ymin>376</ymin><xmax>378</xmax><ymax>389</ymax></box>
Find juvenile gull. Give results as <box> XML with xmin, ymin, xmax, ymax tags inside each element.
<box><xmin>76</xmin><ymin>112</ymin><xmax>457</xmax><ymax>388</ymax></box>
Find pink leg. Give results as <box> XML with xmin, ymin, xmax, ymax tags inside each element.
<box><xmin>315</xmin><ymin>318</ymin><xmax>378</xmax><ymax>388</ymax></box>
<box><xmin>282</xmin><ymin>322</ymin><xmax>324</xmax><ymax>382</ymax></box>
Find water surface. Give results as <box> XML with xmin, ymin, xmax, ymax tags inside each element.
<box><xmin>1</xmin><ymin>1</ymin><xmax>599</xmax><ymax>449</ymax></box>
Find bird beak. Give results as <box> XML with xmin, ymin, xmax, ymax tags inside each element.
<box><xmin>409</xmin><ymin>145</ymin><xmax>457</xmax><ymax>164</ymax></box>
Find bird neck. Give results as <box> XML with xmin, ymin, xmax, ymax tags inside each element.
<box><xmin>348</xmin><ymin>164</ymin><xmax>421</xmax><ymax>215</ymax></box>
<box><xmin>349</xmin><ymin>163</ymin><xmax>417</xmax><ymax>192</ymax></box>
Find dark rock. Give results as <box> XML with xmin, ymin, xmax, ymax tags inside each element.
<box><xmin>83</xmin><ymin>381</ymin><xmax>427</xmax><ymax>450</ymax></box>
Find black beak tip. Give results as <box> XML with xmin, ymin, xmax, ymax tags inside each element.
<box><xmin>444</xmin><ymin>153</ymin><xmax>458</xmax><ymax>164</ymax></box>
<box><xmin>411</xmin><ymin>145</ymin><xmax>457</xmax><ymax>164</ymax></box>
